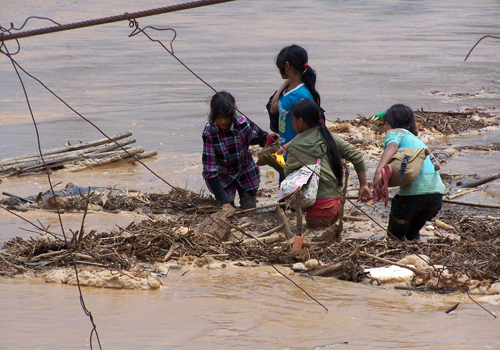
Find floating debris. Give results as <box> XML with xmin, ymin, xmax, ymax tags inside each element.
<box><xmin>0</xmin><ymin>131</ymin><xmax>157</xmax><ymax>177</ymax></box>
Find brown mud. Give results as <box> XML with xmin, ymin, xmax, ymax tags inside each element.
<box><xmin>1</xmin><ymin>110</ymin><xmax>499</xmax><ymax>300</ymax></box>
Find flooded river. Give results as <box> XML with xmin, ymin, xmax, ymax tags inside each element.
<box><xmin>1</xmin><ymin>0</ymin><xmax>500</xmax><ymax>348</ymax></box>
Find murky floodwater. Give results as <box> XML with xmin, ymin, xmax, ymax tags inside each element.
<box><xmin>2</xmin><ymin>267</ymin><xmax>500</xmax><ymax>350</ymax></box>
<box><xmin>1</xmin><ymin>0</ymin><xmax>500</xmax><ymax>348</ymax></box>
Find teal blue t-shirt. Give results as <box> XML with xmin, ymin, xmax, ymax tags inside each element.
<box><xmin>384</xmin><ymin>129</ymin><xmax>445</xmax><ymax>196</ymax></box>
<box><xmin>278</xmin><ymin>83</ymin><xmax>313</xmax><ymax>146</ymax></box>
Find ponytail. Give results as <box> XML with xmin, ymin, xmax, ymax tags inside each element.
<box><xmin>301</xmin><ymin>64</ymin><xmax>321</xmax><ymax>108</ymax></box>
<box><xmin>290</xmin><ymin>99</ymin><xmax>342</xmax><ymax>184</ymax></box>
<box><xmin>276</xmin><ymin>44</ymin><xmax>321</xmax><ymax>108</ymax></box>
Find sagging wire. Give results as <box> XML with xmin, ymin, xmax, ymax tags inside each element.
<box><xmin>464</xmin><ymin>35</ymin><xmax>500</xmax><ymax>61</ymax></box>
<box><xmin>1</xmin><ymin>34</ymin><xmax>102</xmax><ymax>350</ymax></box>
<box><xmin>0</xmin><ymin>16</ymin><xmax>62</xmax><ymax>56</ymax></box>
<box><xmin>1</xmin><ymin>14</ymin><xmax>327</xmax><ymax>313</ymax></box>
<box><xmin>0</xmin><ymin>50</ymin><xmax>182</xmax><ymax>194</ymax></box>
<box><xmin>126</xmin><ymin>18</ymin><xmax>269</xmax><ymax>136</ymax></box>
<box><xmin>0</xmin><ymin>0</ymin><xmax>237</xmax><ymax>42</ymax></box>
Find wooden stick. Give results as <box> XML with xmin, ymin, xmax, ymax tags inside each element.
<box><xmin>337</xmin><ymin>164</ymin><xmax>349</xmax><ymax>242</ymax></box>
<box><xmin>67</xmin><ymin>147</ymin><xmax>144</xmax><ymax>172</ymax></box>
<box><xmin>295</xmin><ymin>192</ymin><xmax>303</xmax><ymax>237</ymax></box>
<box><xmin>276</xmin><ymin>206</ymin><xmax>294</xmax><ymax>239</ymax></box>
<box><xmin>123</xmin><ymin>150</ymin><xmax>158</xmax><ymax>162</ymax></box>
<box><xmin>235</xmin><ymin>202</ymin><xmax>285</xmax><ymax>215</ymax></box>
<box><xmin>231</xmin><ymin>222</ymin><xmax>251</xmax><ymax>233</ymax></box>
<box><xmin>0</xmin><ymin>254</ymin><xmax>26</xmax><ymax>273</ymax></box>
<box><xmin>163</xmin><ymin>245</ymin><xmax>177</xmax><ymax>262</ymax></box>
<box><xmin>442</xmin><ymin>199</ymin><xmax>500</xmax><ymax>209</ymax></box>
<box><xmin>243</xmin><ymin>234</ymin><xmax>282</xmax><ymax>245</ymax></box>
<box><xmin>257</xmin><ymin>224</ymin><xmax>285</xmax><ymax>238</ymax></box>
<box><xmin>461</xmin><ymin>172</ymin><xmax>500</xmax><ymax>188</ymax></box>
<box><xmin>448</xmin><ymin>187</ymin><xmax>481</xmax><ymax>200</ymax></box>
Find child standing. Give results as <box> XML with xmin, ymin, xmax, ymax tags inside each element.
<box><xmin>268</xmin><ymin>44</ymin><xmax>322</xmax><ymax>154</ymax></box>
<box><xmin>372</xmin><ymin>104</ymin><xmax>445</xmax><ymax>241</ymax></box>
<box><xmin>284</xmin><ymin>99</ymin><xmax>370</xmax><ymax>229</ymax></box>
<box><xmin>202</xmin><ymin>91</ymin><xmax>267</xmax><ymax>209</ymax></box>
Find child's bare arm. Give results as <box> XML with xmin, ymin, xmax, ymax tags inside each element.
<box><xmin>373</xmin><ymin>142</ymin><xmax>398</xmax><ymax>189</ymax></box>
<box><xmin>269</xmin><ymin>80</ymin><xmax>289</xmax><ymax>115</ymax></box>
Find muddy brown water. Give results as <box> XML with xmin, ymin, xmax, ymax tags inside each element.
<box><xmin>1</xmin><ymin>0</ymin><xmax>500</xmax><ymax>349</ymax></box>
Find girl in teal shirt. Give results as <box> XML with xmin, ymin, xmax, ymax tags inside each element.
<box><xmin>373</xmin><ymin>104</ymin><xmax>445</xmax><ymax>241</ymax></box>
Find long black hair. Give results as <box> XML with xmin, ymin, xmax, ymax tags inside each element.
<box><xmin>290</xmin><ymin>99</ymin><xmax>343</xmax><ymax>184</ymax></box>
<box><xmin>208</xmin><ymin>91</ymin><xmax>236</xmax><ymax>123</ymax></box>
<box><xmin>275</xmin><ymin>44</ymin><xmax>321</xmax><ymax>108</ymax></box>
<box><xmin>383</xmin><ymin>104</ymin><xmax>418</xmax><ymax>136</ymax></box>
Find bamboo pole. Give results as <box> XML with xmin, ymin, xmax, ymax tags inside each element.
<box><xmin>67</xmin><ymin>147</ymin><xmax>144</xmax><ymax>172</ymax></box>
<box><xmin>0</xmin><ymin>131</ymin><xmax>132</xmax><ymax>166</ymax></box>
<box><xmin>0</xmin><ymin>137</ymin><xmax>136</xmax><ymax>168</ymax></box>
<box><xmin>123</xmin><ymin>150</ymin><xmax>158</xmax><ymax>162</ymax></box>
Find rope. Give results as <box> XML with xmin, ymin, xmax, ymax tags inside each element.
<box><xmin>0</xmin><ymin>0</ymin><xmax>236</xmax><ymax>42</ymax></box>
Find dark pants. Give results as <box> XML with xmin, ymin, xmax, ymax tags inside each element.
<box><xmin>227</xmin><ymin>187</ymin><xmax>257</xmax><ymax>210</ymax></box>
<box><xmin>388</xmin><ymin>193</ymin><xmax>443</xmax><ymax>241</ymax></box>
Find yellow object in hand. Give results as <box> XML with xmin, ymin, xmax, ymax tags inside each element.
<box><xmin>272</xmin><ymin>154</ymin><xmax>285</xmax><ymax>168</ymax></box>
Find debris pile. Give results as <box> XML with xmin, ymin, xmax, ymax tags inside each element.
<box><xmin>0</xmin><ymin>110</ymin><xmax>499</xmax><ymax>296</ymax></box>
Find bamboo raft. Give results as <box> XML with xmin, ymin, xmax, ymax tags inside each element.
<box><xmin>0</xmin><ymin>131</ymin><xmax>157</xmax><ymax>177</ymax></box>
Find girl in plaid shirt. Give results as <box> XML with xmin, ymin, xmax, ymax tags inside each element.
<box><xmin>202</xmin><ymin>91</ymin><xmax>268</xmax><ymax>209</ymax></box>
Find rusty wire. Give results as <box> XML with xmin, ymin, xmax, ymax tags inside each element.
<box><xmin>0</xmin><ymin>0</ymin><xmax>237</xmax><ymax>42</ymax></box>
<box><xmin>464</xmin><ymin>35</ymin><xmax>500</xmax><ymax>61</ymax></box>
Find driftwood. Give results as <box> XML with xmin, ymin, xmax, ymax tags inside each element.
<box><xmin>276</xmin><ymin>206</ymin><xmax>293</xmax><ymax>239</ymax></box>
<box><xmin>257</xmin><ymin>224</ymin><xmax>284</xmax><ymax>238</ymax></box>
<box><xmin>460</xmin><ymin>171</ymin><xmax>500</xmax><ymax>188</ymax></box>
<box><xmin>235</xmin><ymin>202</ymin><xmax>285</xmax><ymax>215</ymax></box>
<box><xmin>243</xmin><ymin>234</ymin><xmax>283</xmax><ymax>245</ymax></box>
<box><xmin>194</xmin><ymin>206</ymin><xmax>235</xmax><ymax>242</ymax></box>
<box><xmin>0</xmin><ymin>132</ymin><xmax>156</xmax><ymax>177</ymax></box>
<box><xmin>304</xmin><ymin>261</ymin><xmax>350</xmax><ymax>278</ymax></box>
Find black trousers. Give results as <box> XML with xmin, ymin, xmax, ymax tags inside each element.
<box><xmin>387</xmin><ymin>193</ymin><xmax>443</xmax><ymax>241</ymax></box>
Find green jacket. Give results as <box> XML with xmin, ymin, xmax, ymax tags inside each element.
<box><xmin>284</xmin><ymin>127</ymin><xmax>366</xmax><ymax>199</ymax></box>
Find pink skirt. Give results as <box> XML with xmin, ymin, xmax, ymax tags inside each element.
<box><xmin>305</xmin><ymin>198</ymin><xmax>342</xmax><ymax>229</ymax></box>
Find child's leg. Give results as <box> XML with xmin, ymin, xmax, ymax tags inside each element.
<box><xmin>406</xmin><ymin>194</ymin><xmax>443</xmax><ymax>240</ymax></box>
<box><xmin>305</xmin><ymin>199</ymin><xmax>341</xmax><ymax>230</ymax></box>
<box><xmin>237</xmin><ymin>188</ymin><xmax>257</xmax><ymax>210</ymax></box>
<box><xmin>387</xmin><ymin>194</ymin><xmax>417</xmax><ymax>240</ymax></box>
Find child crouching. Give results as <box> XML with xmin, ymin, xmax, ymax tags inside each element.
<box><xmin>283</xmin><ymin>99</ymin><xmax>370</xmax><ymax>230</ymax></box>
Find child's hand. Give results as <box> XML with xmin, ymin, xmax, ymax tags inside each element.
<box><xmin>222</xmin><ymin>203</ymin><xmax>233</xmax><ymax>209</ymax></box>
<box><xmin>372</xmin><ymin>169</ymin><xmax>384</xmax><ymax>196</ymax></box>
<box><xmin>357</xmin><ymin>185</ymin><xmax>371</xmax><ymax>202</ymax></box>
<box><xmin>276</xmin><ymin>147</ymin><xmax>287</xmax><ymax>156</ymax></box>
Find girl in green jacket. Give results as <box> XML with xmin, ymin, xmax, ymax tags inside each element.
<box><xmin>285</xmin><ymin>99</ymin><xmax>370</xmax><ymax>230</ymax></box>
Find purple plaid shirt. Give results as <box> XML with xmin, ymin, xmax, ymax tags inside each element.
<box><xmin>202</xmin><ymin>115</ymin><xmax>266</xmax><ymax>198</ymax></box>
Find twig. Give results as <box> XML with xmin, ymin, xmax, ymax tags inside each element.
<box><xmin>467</xmin><ymin>292</ymin><xmax>497</xmax><ymax>319</ymax></box>
<box><xmin>234</xmin><ymin>202</ymin><xmax>285</xmax><ymax>214</ymax></box>
<box><xmin>269</xmin><ymin>264</ymin><xmax>328</xmax><ymax>313</ymax></box>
